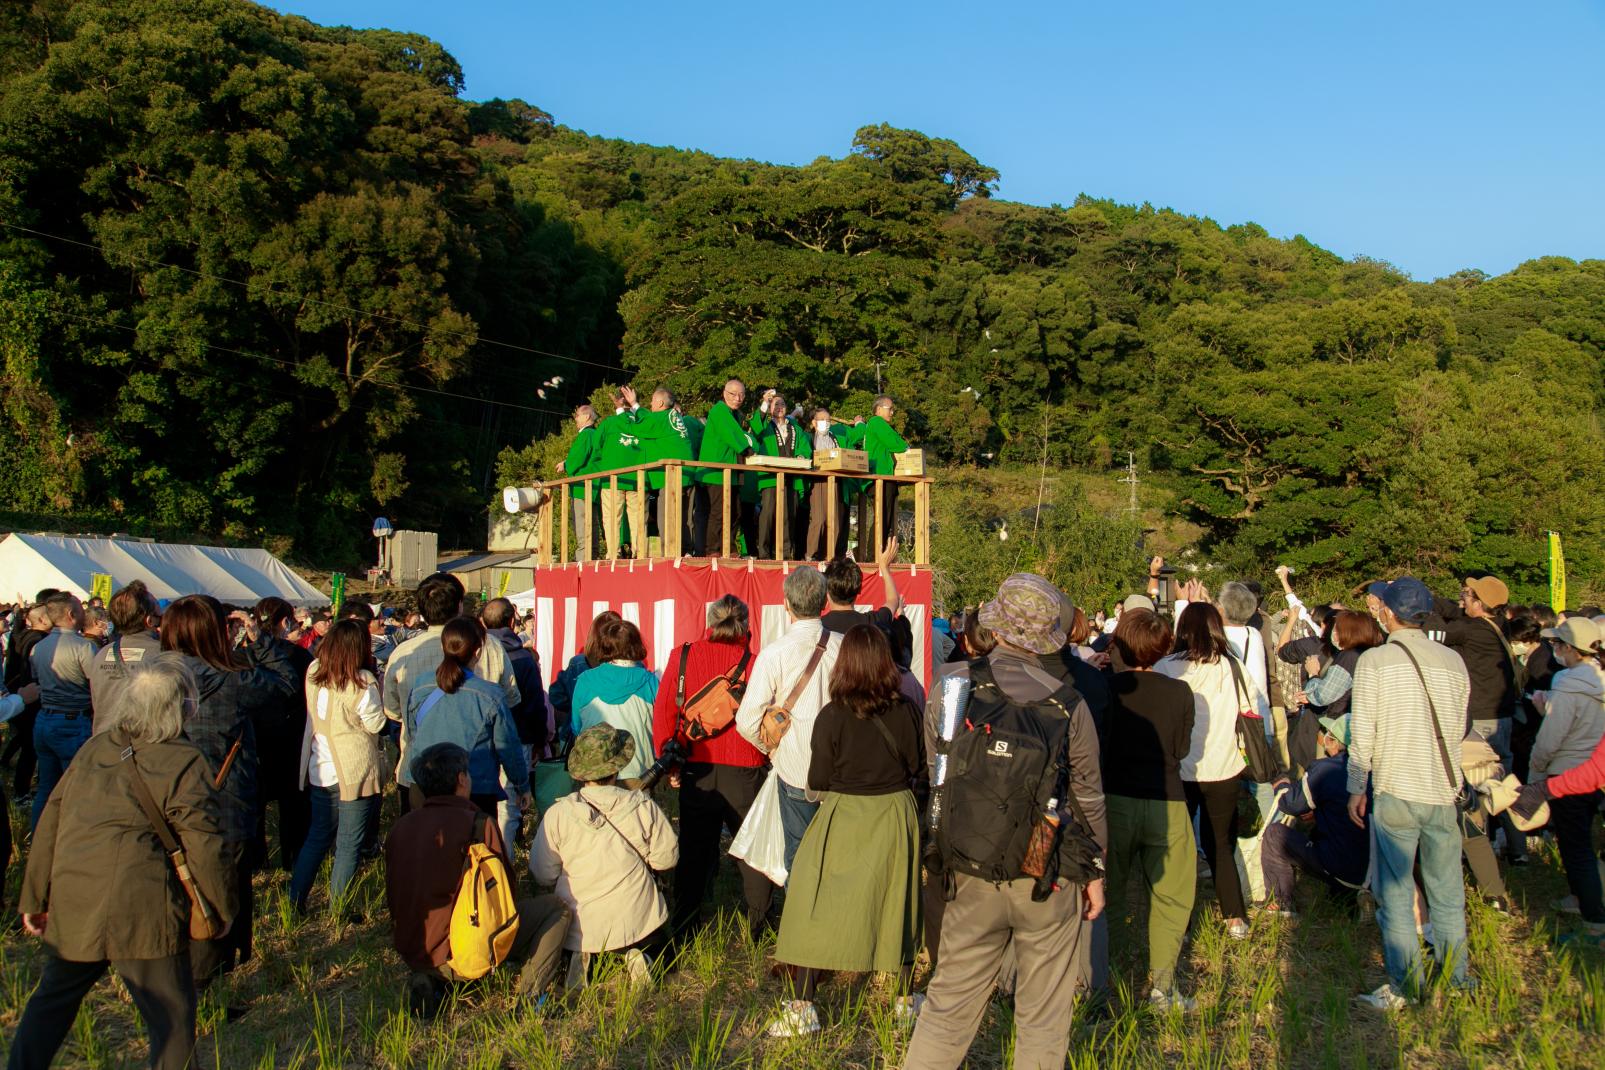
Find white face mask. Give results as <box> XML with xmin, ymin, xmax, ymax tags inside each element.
<box><xmin>815</xmin><ymin>419</ymin><xmax>829</xmax><ymax>432</ymax></box>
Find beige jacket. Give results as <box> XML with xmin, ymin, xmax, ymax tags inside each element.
<box><xmin>529</xmin><ymin>785</ymin><xmax>677</xmax><ymax>952</ymax></box>
<box><xmin>298</xmin><ymin>666</ymin><xmax>388</xmax><ymax>800</ymax></box>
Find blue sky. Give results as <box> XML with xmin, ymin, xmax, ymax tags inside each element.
<box><xmin>273</xmin><ymin>1</ymin><xmax>1603</xmax><ymax>281</ymax></box>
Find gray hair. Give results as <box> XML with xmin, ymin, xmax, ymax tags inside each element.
<box><xmin>783</xmin><ymin>567</ymin><xmax>828</xmax><ymax>619</ymax></box>
<box><xmin>653</xmin><ymin>386</ymin><xmax>676</xmax><ymax>407</ymax></box>
<box><xmin>1217</xmin><ymin>582</ymin><xmax>1258</xmax><ymax>626</ymax></box>
<box><xmin>118</xmin><ymin>654</ymin><xmax>196</xmax><ymax>744</ymax></box>
<box><xmin>873</xmin><ymin>394</ymin><xmax>895</xmax><ymax>413</ymax></box>
<box><xmin>706</xmin><ymin>594</ymin><xmax>750</xmax><ymax>641</ymax></box>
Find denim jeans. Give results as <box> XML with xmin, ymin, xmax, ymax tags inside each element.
<box><xmin>1472</xmin><ymin>717</ymin><xmax>1526</xmax><ymax>861</ymax></box>
<box><xmin>776</xmin><ymin>778</ymin><xmax>820</xmax><ymax>880</ymax></box>
<box><xmin>1372</xmin><ymin>792</ymin><xmax>1471</xmax><ymax>994</ymax></box>
<box><xmin>497</xmin><ymin>745</ymin><xmax>535</xmax><ymax>849</ymax></box>
<box><xmin>289</xmin><ymin>786</ymin><xmax>381</xmax><ymax>909</ymax></box>
<box><xmin>32</xmin><ymin>711</ymin><xmax>91</xmax><ymax>831</ymax></box>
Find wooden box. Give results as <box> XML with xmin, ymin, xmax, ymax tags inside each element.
<box><xmin>893</xmin><ymin>449</ymin><xmax>926</xmax><ymax>476</ymax></box>
<box><xmin>815</xmin><ymin>448</ymin><xmax>869</xmax><ymax>473</ymax></box>
<box><xmin>745</xmin><ymin>454</ymin><xmax>813</xmax><ymax>471</ymax></box>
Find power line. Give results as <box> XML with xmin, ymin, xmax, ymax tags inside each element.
<box><xmin>0</xmin><ymin>219</ymin><xmax>627</xmax><ymax>374</ymax></box>
<box><xmin>36</xmin><ymin>306</ymin><xmax>573</xmax><ymax>419</ymax></box>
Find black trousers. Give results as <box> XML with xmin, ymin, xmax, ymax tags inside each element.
<box><xmin>702</xmin><ymin>484</ymin><xmax>734</xmax><ymax>558</ymax></box>
<box><xmin>0</xmin><ymin>779</ymin><xmax>10</xmax><ymax>913</ymax></box>
<box><xmin>1185</xmin><ymin>779</ymin><xmax>1246</xmax><ymax>920</ymax></box>
<box><xmin>7</xmin><ymin>952</ymin><xmax>195</xmax><ymax>1070</ymax></box>
<box><xmin>261</xmin><ymin>783</ymin><xmax>311</xmax><ymax>873</ymax></box>
<box><xmin>853</xmin><ymin>483</ymin><xmax>899</xmax><ymax>557</ymax></box>
<box><xmin>191</xmin><ymin>841</ymin><xmax>256</xmax><ymax>985</ymax></box>
<box><xmin>5</xmin><ymin>708</ymin><xmax>38</xmax><ymax>796</ymax></box>
<box><xmin>672</xmin><ymin>763</ymin><xmax>774</xmax><ymax>939</ymax></box>
<box><xmin>756</xmin><ymin>488</ymin><xmax>796</xmax><ymax>560</ymax></box>
<box><xmin>1550</xmin><ymin>792</ymin><xmax>1605</xmax><ymax>923</ymax></box>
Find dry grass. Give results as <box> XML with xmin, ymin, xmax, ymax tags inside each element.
<box><xmin>2</xmin><ymin>794</ymin><xmax>1602</xmax><ymax>1069</ymax></box>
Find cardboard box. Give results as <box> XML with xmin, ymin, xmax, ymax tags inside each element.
<box><xmin>815</xmin><ymin>448</ymin><xmax>869</xmax><ymax>473</ymax></box>
<box><xmin>894</xmin><ymin>449</ymin><xmax>926</xmax><ymax>476</ymax></box>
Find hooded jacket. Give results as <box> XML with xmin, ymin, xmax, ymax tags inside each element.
<box><xmin>529</xmin><ymin>784</ymin><xmax>677</xmax><ymax>952</ymax></box>
<box><xmin>175</xmin><ymin>635</ymin><xmax>298</xmax><ymax>842</ymax></box>
<box><xmin>572</xmin><ymin>661</ymin><xmax>660</xmax><ymax>781</ymax></box>
<box><xmin>489</xmin><ymin>627</ymin><xmax>546</xmax><ymax>749</ymax></box>
<box><xmin>1531</xmin><ymin>660</ymin><xmax>1605</xmax><ymax>778</ymax></box>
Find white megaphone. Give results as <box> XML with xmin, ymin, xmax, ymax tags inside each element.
<box><xmin>502</xmin><ymin>484</ymin><xmax>545</xmax><ymax>514</ymax></box>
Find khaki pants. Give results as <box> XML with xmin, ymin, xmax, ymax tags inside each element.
<box><xmin>1104</xmin><ymin>794</ymin><xmax>1196</xmax><ymax>993</ymax></box>
<box><xmin>805</xmin><ymin>481</ymin><xmax>843</xmax><ymax>560</ymax></box>
<box><xmin>571</xmin><ymin>498</ymin><xmax>593</xmax><ymax>562</ymax></box>
<box><xmin>903</xmin><ymin>874</ymin><xmax>1090</xmax><ymax>1070</ymax></box>
<box><xmin>599</xmin><ymin>486</ymin><xmax>643</xmax><ymax>560</ymax></box>
<box><xmin>436</xmin><ymin>894</ymin><xmax>572</xmax><ymax>995</ymax></box>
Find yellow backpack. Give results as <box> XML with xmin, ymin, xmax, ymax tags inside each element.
<box><xmin>445</xmin><ymin>812</ymin><xmax>521</xmax><ymax>980</ymax></box>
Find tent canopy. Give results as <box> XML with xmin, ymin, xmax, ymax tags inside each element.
<box><xmin>0</xmin><ymin>533</ymin><xmax>328</xmax><ymax>608</ymax></box>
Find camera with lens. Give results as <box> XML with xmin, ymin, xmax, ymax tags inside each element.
<box><xmin>637</xmin><ymin>736</ymin><xmax>690</xmax><ymax>792</ymax></box>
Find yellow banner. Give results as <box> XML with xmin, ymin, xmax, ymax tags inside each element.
<box><xmin>1549</xmin><ymin>531</ymin><xmax>1566</xmax><ymax>612</ymax></box>
<box><xmin>497</xmin><ymin>570</ymin><xmax>512</xmax><ymax>597</ymax></box>
<box><xmin>89</xmin><ymin>573</ymin><xmax>113</xmax><ymax>603</ymax></box>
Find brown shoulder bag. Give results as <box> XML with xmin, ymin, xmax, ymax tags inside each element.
<box><xmin>757</xmin><ymin>631</ymin><xmax>830</xmax><ymax>752</ymax></box>
<box><xmin>123</xmin><ymin>747</ymin><xmax>227</xmax><ymax>941</ymax></box>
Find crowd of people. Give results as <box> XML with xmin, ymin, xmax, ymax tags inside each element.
<box><xmin>1</xmin><ymin>552</ymin><xmax>1603</xmax><ymax>1069</ymax></box>
<box><xmin>555</xmin><ymin>379</ymin><xmax>912</xmax><ymax>562</ymax></box>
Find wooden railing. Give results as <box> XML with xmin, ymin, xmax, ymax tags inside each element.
<box><xmin>528</xmin><ymin>460</ymin><xmax>932</xmax><ymax>566</ymax></box>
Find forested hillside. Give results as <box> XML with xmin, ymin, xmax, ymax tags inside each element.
<box><xmin>3</xmin><ymin>0</ymin><xmax>1601</xmax><ymax>599</ymax></box>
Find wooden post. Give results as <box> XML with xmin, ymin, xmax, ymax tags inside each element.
<box><xmin>874</xmin><ymin>476</ymin><xmax>884</xmax><ymax>559</ymax></box>
<box><xmin>774</xmin><ymin>471</ymin><xmax>787</xmax><ymax>561</ymax></box>
<box><xmin>915</xmin><ymin>480</ymin><xmax>930</xmax><ymax>566</ymax></box>
<box><xmin>582</xmin><ymin>480</ymin><xmax>594</xmax><ymax>563</ymax></box>
<box><xmin>667</xmin><ymin>464</ymin><xmax>683</xmax><ymax>558</ymax></box>
<box><xmin>636</xmin><ymin>474</ymin><xmax>647</xmax><ymax>559</ymax></box>
<box><xmin>608</xmin><ymin>473</ymin><xmax>620</xmax><ymax>560</ymax></box>
<box><xmin>826</xmin><ymin>475</ymin><xmax>838</xmax><ymax>559</ymax></box>
<box><xmin>721</xmin><ymin>468</ymin><xmax>732</xmax><ymax>559</ymax></box>
<box><xmin>537</xmin><ymin>490</ymin><xmax>552</xmax><ymax>566</ymax></box>
<box><xmin>558</xmin><ymin>482</ymin><xmax>570</xmax><ymax>565</ymax></box>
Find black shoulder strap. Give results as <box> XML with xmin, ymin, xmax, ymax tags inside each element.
<box><xmin>675</xmin><ymin>642</ymin><xmax>691</xmax><ymax>710</ymax></box>
<box><xmin>866</xmin><ymin>707</ymin><xmax>914</xmax><ymax>778</ymax></box>
<box><xmin>1396</xmin><ymin>644</ymin><xmax>1460</xmax><ymax>793</ymax></box>
<box><xmin>1225</xmin><ymin>654</ymin><xmax>1250</xmax><ymax>712</ymax></box>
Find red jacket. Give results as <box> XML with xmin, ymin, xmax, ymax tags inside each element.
<box><xmin>651</xmin><ymin>632</ymin><xmax>765</xmax><ymax>768</ymax></box>
<box><xmin>1547</xmin><ymin>730</ymin><xmax>1605</xmax><ymax>799</ymax></box>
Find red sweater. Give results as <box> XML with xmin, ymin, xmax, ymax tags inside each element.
<box><xmin>1547</xmin><ymin>731</ymin><xmax>1605</xmax><ymax>799</ymax></box>
<box><xmin>651</xmin><ymin>632</ymin><xmax>765</xmax><ymax>768</ymax></box>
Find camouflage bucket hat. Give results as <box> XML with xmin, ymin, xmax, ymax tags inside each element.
<box><xmin>567</xmin><ymin>724</ymin><xmax>636</xmax><ymax>782</ymax></box>
<box><xmin>978</xmin><ymin>573</ymin><xmax>1067</xmax><ymax>656</ymax></box>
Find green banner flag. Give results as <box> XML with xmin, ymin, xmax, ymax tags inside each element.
<box><xmin>330</xmin><ymin>572</ymin><xmax>347</xmax><ymax>617</ymax></box>
<box><xmin>89</xmin><ymin>573</ymin><xmax>113</xmax><ymax>603</ymax></box>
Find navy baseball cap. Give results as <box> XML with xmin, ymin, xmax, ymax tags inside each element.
<box><xmin>1365</xmin><ymin>580</ymin><xmax>1389</xmax><ymax>599</ymax></box>
<box><xmin>1382</xmin><ymin>577</ymin><xmax>1434</xmax><ymax>624</ymax></box>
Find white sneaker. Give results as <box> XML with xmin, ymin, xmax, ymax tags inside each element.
<box><xmin>1354</xmin><ymin>983</ymin><xmax>1414</xmax><ymax>1012</ymax></box>
<box><xmin>624</xmin><ymin>948</ymin><xmax>652</xmax><ymax>988</ymax></box>
<box><xmin>1226</xmin><ymin>918</ymin><xmax>1250</xmax><ymax>940</ymax></box>
<box><xmin>893</xmin><ymin>994</ymin><xmax>925</xmax><ymax>1025</ymax></box>
<box><xmin>1554</xmin><ymin>895</ymin><xmax>1582</xmax><ymax>916</ymax></box>
<box><xmin>765</xmin><ymin>999</ymin><xmax>822</xmax><ymax>1038</ymax></box>
<box><xmin>1148</xmin><ymin>987</ymin><xmax>1197</xmax><ymax>1013</ymax></box>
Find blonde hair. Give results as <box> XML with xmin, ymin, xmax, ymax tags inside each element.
<box><xmin>118</xmin><ymin>654</ymin><xmax>197</xmax><ymax>744</ymax></box>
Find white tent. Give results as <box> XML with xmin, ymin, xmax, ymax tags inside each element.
<box><xmin>0</xmin><ymin>533</ymin><xmax>328</xmax><ymax>608</ymax></box>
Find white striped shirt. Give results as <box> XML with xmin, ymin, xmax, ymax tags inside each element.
<box><xmin>1347</xmin><ymin>629</ymin><xmax>1470</xmax><ymax>805</ymax></box>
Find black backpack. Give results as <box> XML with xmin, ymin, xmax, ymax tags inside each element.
<box><xmin>935</xmin><ymin>659</ymin><xmax>1103</xmax><ymax>895</ymax></box>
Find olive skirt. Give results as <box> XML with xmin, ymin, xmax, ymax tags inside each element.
<box><xmin>775</xmin><ymin>789</ymin><xmax>922</xmax><ymax>973</ymax></box>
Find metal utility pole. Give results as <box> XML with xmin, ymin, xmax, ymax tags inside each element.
<box><xmin>1118</xmin><ymin>451</ymin><xmax>1140</xmax><ymax>519</ymax></box>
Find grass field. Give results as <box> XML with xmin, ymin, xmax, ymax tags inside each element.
<box><xmin>2</xmin><ymin>794</ymin><xmax>1603</xmax><ymax>1069</ymax></box>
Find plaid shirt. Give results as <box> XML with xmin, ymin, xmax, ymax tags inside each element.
<box><xmin>1347</xmin><ymin>628</ymin><xmax>1470</xmax><ymax>806</ymax></box>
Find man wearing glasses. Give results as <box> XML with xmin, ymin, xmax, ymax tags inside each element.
<box><xmin>695</xmin><ymin>379</ymin><xmax>756</xmax><ymax>557</ymax></box>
